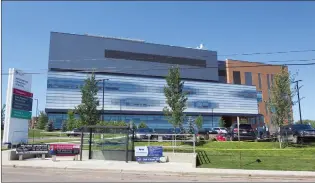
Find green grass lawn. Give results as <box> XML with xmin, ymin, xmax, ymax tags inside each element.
<box><xmin>198</xmin><ymin>148</ymin><xmax>315</xmax><ymax>171</ymax></box>
<box><xmin>28</xmin><ymin>129</ymin><xmax>68</xmax><ymax>138</ymax></box>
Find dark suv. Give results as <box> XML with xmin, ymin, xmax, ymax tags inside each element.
<box><xmin>227</xmin><ymin>124</ymin><xmax>256</xmax><ymax>141</ymax></box>
<box><xmin>280</xmin><ymin>124</ymin><xmax>315</xmax><ymax>144</ymax></box>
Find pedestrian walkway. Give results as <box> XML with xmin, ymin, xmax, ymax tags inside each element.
<box><xmin>1</xmin><ymin>150</ymin><xmax>315</xmax><ymax>178</ymax></box>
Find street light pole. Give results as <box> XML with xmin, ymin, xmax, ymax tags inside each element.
<box><xmin>212</xmin><ymin>108</ymin><xmax>214</xmax><ymax>128</ymax></box>
<box><xmin>102</xmin><ymin>79</ymin><xmax>105</xmax><ymax>122</ymax></box>
<box><xmin>97</xmin><ymin>79</ymin><xmax>109</xmax><ymax>122</ymax></box>
<box><xmin>293</xmin><ymin>80</ymin><xmax>303</xmax><ymax>124</ymax></box>
<box><xmin>33</xmin><ymin>98</ymin><xmax>39</xmax><ymax>144</ymax></box>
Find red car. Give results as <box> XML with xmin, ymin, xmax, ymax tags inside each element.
<box><xmin>216</xmin><ymin>133</ymin><xmax>227</xmax><ymax>141</ymax></box>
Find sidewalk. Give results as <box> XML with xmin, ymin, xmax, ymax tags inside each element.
<box><xmin>1</xmin><ymin>150</ymin><xmax>315</xmax><ymax>178</ymax></box>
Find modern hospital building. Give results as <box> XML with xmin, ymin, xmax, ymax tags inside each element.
<box><xmin>46</xmin><ymin>32</ymin><xmax>284</xmax><ymax>130</ymax></box>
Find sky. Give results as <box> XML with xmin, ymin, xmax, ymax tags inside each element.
<box><xmin>2</xmin><ymin>2</ymin><xmax>315</xmax><ymax>121</ymax></box>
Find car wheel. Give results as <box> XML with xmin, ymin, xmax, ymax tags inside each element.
<box><xmin>297</xmin><ymin>137</ymin><xmax>303</xmax><ymax>144</ymax></box>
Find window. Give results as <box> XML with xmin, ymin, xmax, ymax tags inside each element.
<box><xmin>233</xmin><ymin>71</ymin><xmax>241</xmax><ymax>84</ymax></box>
<box><xmin>218</xmin><ymin>70</ymin><xmax>226</xmax><ymax>77</ymax></box>
<box><xmin>267</xmin><ymin>74</ymin><xmax>270</xmax><ymax>89</ymax></box>
<box><xmin>245</xmin><ymin>72</ymin><xmax>252</xmax><ymax>86</ymax></box>
<box><xmin>258</xmin><ymin>73</ymin><xmax>262</xmax><ymax>89</ymax></box>
<box><xmin>271</xmin><ymin>74</ymin><xmax>274</xmax><ymax>86</ymax></box>
<box><xmin>104</xmin><ymin>50</ymin><xmax>206</xmax><ymax>67</ymax></box>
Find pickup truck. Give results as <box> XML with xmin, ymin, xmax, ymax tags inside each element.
<box><xmin>66</xmin><ymin>128</ymin><xmax>81</xmax><ymax>137</ymax></box>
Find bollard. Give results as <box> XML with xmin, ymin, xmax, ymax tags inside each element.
<box><xmin>19</xmin><ymin>155</ymin><xmax>23</xmax><ymax>161</ymax></box>
<box><xmin>74</xmin><ymin>155</ymin><xmax>78</xmax><ymax>161</ymax></box>
<box><xmin>52</xmin><ymin>155</ymin><xmax>56</xmax><ymax>162</ymax></box>
<box><xmin>41</xmin><ymin>154</ymin><xmax>45</xmax><ymax>160</ymax></box>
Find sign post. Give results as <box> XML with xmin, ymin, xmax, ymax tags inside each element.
<box><xmin>3</xmin><ymin>69</ymin><xmax>33</xmax><ymax>145</ymax></box>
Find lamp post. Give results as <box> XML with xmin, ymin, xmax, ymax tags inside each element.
<box><xmin>33</xmin><ymin>98</ymin><xmax>39</xmax><ymax>144</ymax></box>
<box><xmin>212</xmin><ymin>108</ymin><xmax>214</xmax><ymax>128</ymax></box>
<box><xmin>96</xmin><ymin>79</ymin><xmax>109</xmax><ymax>122</ymax></box>
<box><xmin>292</xmin><ymin>80</ymin><xmax>303</xmax><ymax>124</ymax></box>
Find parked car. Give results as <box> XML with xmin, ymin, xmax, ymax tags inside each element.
<box><xmin>216</xmin><ymin>133</ymin><xmax>227</xmax><ymax>141</ymax></box>
<box><xmin>227</xmin><ymin>124</ymin><xmax>256</xmax><ymax>141</ymax></box>
<box><xmin>279</xmin><ymin>124</ymin><xmax>315</xmax><ymax>144</ymax></box>
<box><xmin>66</xmin><ymin>128</ymin><xmax>81</xmax><ymax>137</ymax></box>
<box><xmin>152</xmin><ymin>129</ymin><xmax>174</xmax><ymax>140</ymax></box>
<box><xmin>134</xmin><ymin>128</ymin><xmax>156</xmax><ymax>141</ymax></box>
<box><xmin>213</xmin><ymin>127</ymin><xmax>228</xmax><ymax>134</ymax></box>
<box><xmin>196</xmin><ymin>128</ymin><xmax>210</xmax><ymax>140</ymax></box>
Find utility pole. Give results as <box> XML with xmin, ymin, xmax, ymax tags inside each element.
<box><xmin>212</xmin><ymin>108</ymin><xmax>214</xmax><ymax>128</ymax></box>
<box><xmin>97</xmin><ymin>79</ymin><xmax>109</xmax><ymax>122</ymax></box>
<box><xmin>293</xmin><ymin>80</ymin><xmax>303</xmax><ymax>124</ymax></box>
<box><xmin>33</xmin><ymin>98</ymin><xmax>39</xmax><ymax>144</ymax></box>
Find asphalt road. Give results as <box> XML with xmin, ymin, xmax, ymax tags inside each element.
<box><xmin>2</xmin><ymin>167</ymin><xmax>315</xmax><ymax>182</ymax></box>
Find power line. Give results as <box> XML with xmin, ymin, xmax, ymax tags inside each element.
<box><xmin>218</xmin><ymin>49</ymin><xmax>315</xmax><ymax>57</ymax></box>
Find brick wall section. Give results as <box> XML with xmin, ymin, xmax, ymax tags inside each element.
<box><xmin>225</xmin><ymin>59</ymin><xmax>288</xmax><ymax>127</ymax></box>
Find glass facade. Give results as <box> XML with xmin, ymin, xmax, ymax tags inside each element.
<box><xmin>46</xmin><ymin>71</ymin><xmax>259</xmax><ymax>129</ymax></box>
<box><xmin>48</xmin><ymin>113</ymin><xmax>221</xmax><ymax>130</ymax></box>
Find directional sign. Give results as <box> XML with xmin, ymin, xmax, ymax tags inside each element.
<box><xmin>11</xmin><ymin>109</ymin><xmax>32</xmax><ymax>120</ymax></box>
<box><xmin>12</xmin><ymin>94</ymin><xmax>33</xmax><ymax>111</ymax></box>
<box><xmin>13</xmin><ymin>88</ymin><xmax>33</xmax><ymax>98</ymax></box>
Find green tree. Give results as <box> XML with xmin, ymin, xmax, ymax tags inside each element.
<box><xmin>163</xmin><ymin>66</ymin><xmax>188</xmax><ymax>130</ymax></box>
<box><xmin>117</xmin><ymin>121</ymin><xmax>127</xmax><ymax>127</ymax></box>
<box><xmin>195</xmin><ymin>115</ymin><xmax>203</xmax><ymax>130</ymax></box>
<box><xmin>97</xmin><ymin>120</ymin><xmax>107</xmax><ymax>126</ymax></box>
<box><xmin>219</xmin><ymin>117</ymin><xmax>226</xmax><ymax>127</ymax></box>
<box><xmin>45</xmin><ymin>121</ymin><xmax>54</xmax><ymax>132</ymax></box>
<box><xmin>36</xmin><ymin>111</ymin><xmax>48</xmax><ymax>130</ymax></box>
<box><xmin>1</xmin><ymin>104</ymin><xmax>5</xmax><ymax>130</ymax></box>
<box><xmin>75</xmin><ymin>72</ymin><xmax>100</xmax><ymax>127</ymax></box>
<box><xmin>61</xmin><ymin>120</ymin><xmax>67</xmax><ymax>132</ymax></box>
<box><xmin>66</xmin><ymin>110</ymin><xmax>76</xmax><ymax>131</ymax></box>
<box><xmin>267</xmin><ymin>66</ymin><xmax>296</xmax><ymax>148</ymax></box>
<box><xmin>138</xmin><ymin>121</ymin><xmax>148</xmax><ymax>129</ymax></box>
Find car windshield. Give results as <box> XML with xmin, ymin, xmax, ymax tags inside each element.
<box><xmin>137</xmin><ymin>128</ymin><xmax>153</xmax><ymax>133</ymax></box>
<box><xmin>293</xmin><ymin>124</ymin><xmax>313</xmax><ymax>130</ymax></box>
<box><xmin>219</xmin><ymin>128</ymin><xmax>226</xmax><ymax>130</ymax></box>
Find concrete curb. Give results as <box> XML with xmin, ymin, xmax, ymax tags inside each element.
<box><xmin>3</xmin><ymin>164</ymin><xmax>315</xmax><ymax>179</ymax></box>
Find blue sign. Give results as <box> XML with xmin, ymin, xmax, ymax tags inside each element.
<box><xmin>135</xmin><ymin>146</ymin><xmax>163</xmax><ymax>163</ymax></box>
<box><xmin>136</xmin><ymin>157</ymin><xmax>161</xmax><ymax>162</ymax></box>
<box><xmin>147</xmin><ymin>146</ymin><xmax>163</xmax><ymax>157</ymax></box>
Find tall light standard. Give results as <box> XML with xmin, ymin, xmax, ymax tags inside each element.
<box><xmin>96</xmin><ymin>79</ymin><xmax>109</xmax><ymax>122</ymax></box>
<box><xmin>292</xmin><ymin>80</ymin><xmax>303</xmax><ymax>124</ymax></box>
<box><xmin>33</xmin><ymin>98</ymin><xmax>39</xmax><ymax>144</ymax></box>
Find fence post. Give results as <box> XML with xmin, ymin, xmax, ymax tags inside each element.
<box><xmin>193</xmin><ymin>134</ymin><xmax>196</xmax><ymax>154</ymax></box>
<box><xmin>125</xmin><ymin>131</ymin><xmax>129</xmax><ymax>163</ymax></box>
<box><xmin>88</xmin><ymin>128</ymin><xmax>92</xmax><ymax>160</ymax></box>
<box><xmin>80</xmin><ymin>128</ymin><xmax>84</xmax><ymax>161</ymax></box>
